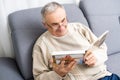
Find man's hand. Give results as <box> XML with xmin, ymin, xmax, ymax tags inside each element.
<box><xmin>50</xmin><ymin>55</ymin><xmax>77</xmax><ymax>77</ymax></box>
<box><xmin>83</xmin><ymin>50</ymin><xmax>97</xmax><ymax>67</ymax></box>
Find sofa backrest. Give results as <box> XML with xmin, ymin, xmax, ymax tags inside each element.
<box><xmin>80</xmin><ymin>0</ymin><xmax>120</xmax><ymax>55</ymax></box>
<box><xmin>8</xmin><ymin>4</ymin><xmax>88</xmax><ymax>79</ymax></box>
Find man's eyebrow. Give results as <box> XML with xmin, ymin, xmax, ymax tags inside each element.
<box><xmin>61</xmin><ymin>18</ymin><xmax>65</xmax><ymax>22</ymax></box>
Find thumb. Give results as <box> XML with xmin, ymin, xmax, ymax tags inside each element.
<box><xmin>49</xmin><ymin>58</ymin><xmax>54</xmax><ymax>64</ymax></box>
<box><xmin>49</xmin><ymin>58</ymin><xmax>58</xmax><ymax>68</ymax></box>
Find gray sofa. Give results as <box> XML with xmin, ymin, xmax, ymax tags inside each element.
<box><xmin>0</xmin><ymin>1</ymin><xmax>120</xmax><ymax>80</ymax></box>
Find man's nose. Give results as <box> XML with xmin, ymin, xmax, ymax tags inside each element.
<box><xmin>59</xmin><ymin>23</ymin><xmax>63</xmax><ymax>26</ymax></box>
<box><xmin>58</xmin><ymin>22</ymin><xmax>64</xmax><ymax>27</ymax></box>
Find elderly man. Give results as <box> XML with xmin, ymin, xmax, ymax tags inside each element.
<box><xmin>32</xmin><ymin>2</ymin><xmax>120</xmax><ymax>80</ymax></box>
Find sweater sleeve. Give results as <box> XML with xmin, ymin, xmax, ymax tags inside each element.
<box><xmin>77</xmin><ymin>23</ymin><xmax>108</xmax><ymax>66</ymax></box>
<box><xmin>92</xmin><ymin>44</ymin><xmax>108</xmax><ymax>66</ymax></box>
<box><xmin>32</xmin><ymin>38</ymin><xmax>71</xmax><ymax>80</ymax></box>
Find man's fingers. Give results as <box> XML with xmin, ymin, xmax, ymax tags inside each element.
<box><xmin>60</xmin><ymin>60</ymin><xmax>66</xmax><ymax>67</ymax></box>
<box><xmin>85</xmin><ymin>53</ymin><xmax>93</xmax><ymax>61</ymax></box>
<box><xmin>84</xmin><ymin>50</ymin><xmax>92</xmax><ymax>57</ymax></box>
<box><xmin>84</xmin><ymin>54</ymin><xmax>96</xmax><ymax>66</ymax></box>
<box><xmin>66</xmin><ymin>60</ymin><xmax>76</xmax><ymax>70</ymax></box>
<box><xmin>85</xmin><ymin>56</ymin><xmax>94</xmax><ymax>64</ymax></box>
<box><xmin>84</xmin><ymin>50</ymin><xmax>92</xmax><ymax>60</ymax></box>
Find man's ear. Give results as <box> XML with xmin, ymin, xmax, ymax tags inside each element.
<box><xmin>42</xmin><ymin>22</ymin><xmax>48</xmax><ymax>29</ymax></box>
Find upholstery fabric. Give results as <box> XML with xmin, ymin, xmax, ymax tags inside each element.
<box><xmin>0</xmin><ymin>58</ymin><xmax>24</xmax><ymax>80</ymax></box>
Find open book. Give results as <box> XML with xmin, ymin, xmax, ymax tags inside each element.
<box><xmin>51</xmin><ymin>30</ymin><xmax>109</xmax><ymax>64</ymax></box>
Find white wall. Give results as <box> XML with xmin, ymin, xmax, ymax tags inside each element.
<box><xmin>0</xmin><ymin>0</ymin><xmax>80</xmax><ymax>58</ymax></box>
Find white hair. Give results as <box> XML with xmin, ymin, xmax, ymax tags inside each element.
<box><xmin>41</xmin><ymin>2</ymin><xmax>64</xmax><ymax>22</ymax></box>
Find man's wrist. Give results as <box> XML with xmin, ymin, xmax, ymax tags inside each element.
<box><xmin>61</xmin><ymin>75</ymin><xmax>66</xmax><ymax>80</ymax></box>
<box><xmin>54</xmin><ymin>71</ymin><xmax>67</xmax><ymax>79</ymax></box>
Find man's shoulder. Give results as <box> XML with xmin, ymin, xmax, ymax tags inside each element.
<box><xmin>68</xmin><ymin>22</ymin><xmax>89</xmax><ymax>30</ymax></box>
<box><xmin>34</xmin><ymin>31</ymin><xmax>49</xmax><ymax>45</ymax></box>
<box><xmin>68</xmin><ymin>22</ymin><xmax>82</xmax><ymax>26</ymax></box>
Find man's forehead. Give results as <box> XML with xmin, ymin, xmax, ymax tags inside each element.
<box><xmin>45</xmin><ymin>9</ymin><xmax>66</xmax><ymax>23</ymax></box>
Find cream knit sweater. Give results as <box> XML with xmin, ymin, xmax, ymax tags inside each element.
<box><xmin>32</xmin><ymin>23</ymin><xmax>111</xmax><ymax>80</ymax></box>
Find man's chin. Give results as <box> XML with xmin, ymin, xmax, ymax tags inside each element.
<box><xmin>56</xmin><ymin>32</ymin><xmax>67</xmax><ymax>37</ymax></box>
<box><xmin>54</xmin><ymin>29</ymin><xmax>68</xmax><ymax>37</ymax></box>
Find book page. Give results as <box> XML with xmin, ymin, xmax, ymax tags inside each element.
<box><xmin>89</xmin><ymin>30</ymin><xmax>109</xmax><ymax>49</ymax></box>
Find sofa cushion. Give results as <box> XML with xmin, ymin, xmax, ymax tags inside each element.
<box><xmin>106</xmin><ymin>53</ymin><xmax>120</xmax><ymax>76</ymax></box>
<box><xmin>0</xmin><ymin>58</ymin><xmax>24</xmax><ymax>80</ymax></box>
<box><xmin>8</xmin><ymin>4</ymin><xmax>88</xmax><ymax>79</ymax></box>
<box><xmin>80</xmin><ymin>0</ymin><xmax>120</xmax><ymax>55</ymax></box>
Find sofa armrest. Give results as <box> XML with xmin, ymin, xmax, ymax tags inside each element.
<box><xmin>0</xmin><ymin>57</ymin><xmax>24</xmax><ymax>80</ymax></box>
